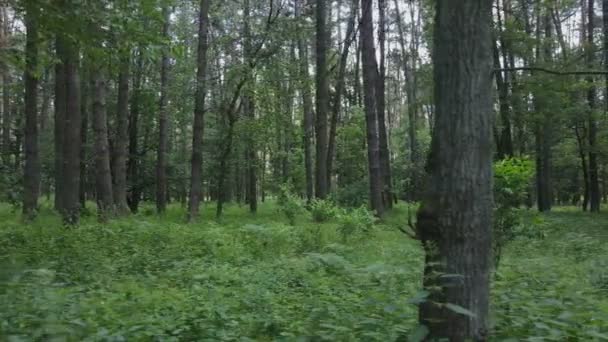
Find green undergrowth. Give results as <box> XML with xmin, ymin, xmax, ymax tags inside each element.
<box><xmin>1</xmin><ymin>202</ymin><xmax>607</xmax><ymax>340</ymax></box>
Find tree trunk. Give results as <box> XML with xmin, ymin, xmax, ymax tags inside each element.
<box><xmin>91</xmin><ymin>64</ymin><xmax>114</xmax><ymax>221</ymax></box>
<box><xmin>127</xmin><ymin>51</ymin><xmax>143</xmax><ymax>213</ymax></box>
<box><xmin>360</xmin><ymin>0</ymin><xmax>384</xmax><ymax>216</ymax></box>
<box><xmin>113</xmin><ymin>55</ymin><xmax>130</xmax><ymax>215</ymax></box>
<box><xmin>416</xmin><ymin>0</ymin><xmax>493</xmax><ymax>340</ymax></box>
<box><xmin>1</xmin><ymin>7</ymin><xmax>10</xmax><ymax>167</ymax></box>
<box><xmin>376</xmin><ymin>0</ymin><xmax>392</xmax><ymax>209</ymax></box>
<box><xmin>244</xmin><ymin>0</ymin><xmax>257</xmax><ymax>213</ymax></box>
<box><xmin>79</xmin><ymin>66</ymin><xmax>89</xmax><ymax>209</ymax></box>
<box><xmin>22</xmin><ymin>2</ymin><xmax>40</xmax><ymax>220</ymax></box>
<box><xmin>54</xmin><ymin>38</ymin><xmax>66</xmax><ymax>211</ymax></box>
<box><xmin>157</xmin><ymin>6</ymin><xmax>170</xmax><ymax>214</ymax></box>
<box><xmin>61</xmin><ymin>41</ymin><xmax>82</xmax><ymax>225</ymax></box>
<box><xmin>327</xmin><ymin>0</ymin><xmax>357</xmax><ymax>192</ymax></box>
<box><xmin>587</xmin><ymin>0</ymin><xmax>601</xmax><ymax>212</ymax></box>
<box><xmin>296</xmin><ymin>0</ymin><xmax>314</xmax><ymax>203</ymax></box>
<box><xmin>574</xmin><ymin>124</ymin><xmax>590</xmax><ymax>210</ymax></box>
<box><xmin>315</xmin><ymin>0</ymin><xmax>329</xmax><ymax>199</ymax></box>
<box><xmin>188</xmin><ymin>0</ymin><xmax>211</xmax><ymax>221</ymax></box>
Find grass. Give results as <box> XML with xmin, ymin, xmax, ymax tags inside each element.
<box><xmin>0</xmin><ymin>201</ymin><xmax>607</xmax><ymax>340</ymax></box>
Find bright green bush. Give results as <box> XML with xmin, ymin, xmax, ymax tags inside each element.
<box><xmin>494</xmin><ymin>157</ymin><xmax>534</xmax><ymax>208</ymax></box>
<box><xmin>310</xmin><ymin>199</ymin><xmax>337</xmax><ymax>222</ymax></box>
<box><xmin>277</xmin><ymin>184</ymin><xmax>305</xmax><ymax>225</ymax></box>
<box><xmin>337</xmin><ymin>206</ymin><xmax>376</xmax><ymax>242</ymax></box>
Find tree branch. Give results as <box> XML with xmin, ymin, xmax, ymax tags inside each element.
<box><xmin>495</xmin><ymin>67</ymin><xmax>608</xmax><ymax>76</ymax></box>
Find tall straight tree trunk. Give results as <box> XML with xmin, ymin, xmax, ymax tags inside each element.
<box><xmin>587</xmin><ymin>0</ymin><xmax>601</xmax><ymax>212</ymax></box>
<box><xmin>575</xmin><ymin>124</ymin><xmax>590</xmax><ymax>210</ymax></box>
<box><xmin>188</xmin><ymin>0</ymin><xmax>211</xmax><ymax>221</ymax></box>
<box><xmin>376</xmin><ymin>0</ymin><xmax>392</xmax><ymax>209</ymax></box>
<box><xmin>157</xmin><ymin>6</ymin><xmax>170</xmax><ymax>214</ymax></box>
<box><xmin>296</xmin><ymin>0</ymin><xmax>314</xmax><ymax>203</ymax></box>
<box><xmin>61</xmin><ymin>40</ymin><xmax>82</xmax><ymax>225</ymax></box>
<box><xmin>1</xmin><ymin>7</ymin><xmax>10</xmax><ymax>167</ymax></box>
<box><xmin>416</xmin><ymin>0</ymin><xmax>493</xmax><ymax>339</ymax></box>
<box><xmin>127</xmin><ymin>51</ymin><xmax>143</xmax><ymax>213</ymax></box>
<box><xmin>54</xmin><ymin>38</ymin><xmax>66</xmax><ymax>211</ymax></box>
<box><xmin>360</xmin><ymin>0</ymin><xmax>384</xmax><ymax>216</ymax></box>
<box><xmin>91</xmin><ymin>64</ymin><xmax>114</xmax><ymax>221</ymax></box>
<box><xmin>243</xmin><ymin>0</ymin><xmax>257</xmax><ymax>213</ymax></box>
<box><xmin>315</xmin><ymin>0</ymin><xmax>329</xmax><ymax>199</ymax></box>
<box><xmin>327</xmin><ymin>0</ymin><xmax>357</xmax><ymax>191</ymax></box>
<box><xmin>113</xmin><ymin>55</ymin><xmax>130</xmax><ymax>214</ymax></box>
<box><xmin>79</xmin><ymin>66</ymin><xmax>89</xmax><ymax>208</ymax></box>
<box><xmin>22</xmin><ymin>2</ymin><xmax>40</xmax><ymax>220</ymax></box>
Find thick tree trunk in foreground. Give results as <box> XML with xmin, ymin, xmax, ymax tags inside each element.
<box><xmin>91</xmin><ymin>65</ymin><xmax>114</xmax><ymax>221</ymax></box>
<box><xmin>113</xmin><ymin>56</ymin><xmax>130</xmax><ymax>215</ymax></box>
<box><xmin>315</xmin><ymin>0</ymin><xmax>329</xmax><ymax>199</ymax></box>
<box><xmin>23</xmin><ymin>3</ymin><xmax>40</xmax><ymax>220</ymax></box>
<box><xmin>360</xmin><ymin>0</ymin><xmax>384</xmax><ymax>216</ymax></box>
<box><xmin>157</xmin><ymin>6</ymin><xmax>170</xmax><ymax>214</ymax></box>
<box><xmin>188</xmin><ymin>0</ymin><xmax>211</xmax><ymax>221</ymax></box>
<box><xmin>416</xmin><ymin>0</ymin><xmax>493</xmax><ymax>339</ymax></box>
<box><xmin>61</xmin><ymin>42</ymin><xmax>82</xmax><ymax>225</ymax></box>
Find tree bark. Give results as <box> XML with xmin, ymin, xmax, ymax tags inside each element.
<box><xmin>113</xmin><ymin>55</ymin><xmax>130</xmax><ymax>215</ymax></box>
<box><xmin>188</xmin><ymin>0</ymin><xmax>211</xmax><ymax>221</ymax></box>
<box><xmin>54</xmin><ymin>38</ymin><xmax>66</xmax><ymax>211</ymax></box>
<box><xmin>61</xmin><ymin>40</ymin><xmax>82</xmax><ymax>225</ymax></box>
<box><xmin>22</xmin><ymin>2</ymin><xmax>40</xmax><ymax>220</ymax></box>
<box><xmin>296</xmin><ymin>0</ymin><xmax>315</xmax><ymax>203</ymax></box>
<box><xmin>587</xmin><ymin>0</ymin><xmax>601</xmax><ymax>212</ymax></box>
<box><xmin>327</xmin><ymin>0</ymin><xmax>357</xmax><ymax>192</ymax></box>
<box><xmin>376</xmin><ymin>0</ymin><xmax>392</xmax><ymax>209</ymax></box>
<box><xmin>91</xmin><ymin>63</ymin><xmax>114</xmax><ymax>221</ymax></box>
<box><xmin>315</xmin><ymin>0</ymin><xmax>329</xmax><ymax>199</ymax></box>
<box><xmin>244</xmin><ymin>0</ymin><xmax>257</xmax><ymax>213</ymax></box>
<box><xmin>157</xmin><ymin>5</ymin><xmax>170</xmax><ymax>214</ymax></box>
<box><xmin>360</xmin><ymin>0</ymin><xmax>384</xmax><ymax>216</ymax></box>
<box><xmin>1</xmin><ymin>7</ymin><xmax>10</xmax><ymax>167</ymax></box>
<box><xmin>416</xmin><ymin>0</ymin><xmax>493</xmax><ymax>339</ymax></box>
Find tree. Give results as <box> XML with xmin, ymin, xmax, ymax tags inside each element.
<box><xmin>157</xmin><ymin>4</ymin><xmax>170</xmax><ymax>214</ymax></box>
<box><xmin>296</xmin><ymin>0</ymin><xmax>314</xmax><ymax>203</ymax></box>
<box><xmin>360</xmin><ymin>0</ymin><xmax>384</xmax><ymax>216</ymax></box>
<box><xmin>587</xmin><ymin>0</ymin><xmax>601</xmax><ymax>212</ymax></box>
<box><xmin>315</xmin><ymin>0</ymin><xmax>329</xmax><ymax>199</ymax></box>
<box><xmin>22</xmin><ymin>0</ymin><xmax>40</xmax><ymax>220</ymax></box>
<box><xmin>113</xmin><ymin>55</ymin><xmax>130</xmax><ymax>215</ymax></box>
<box><xmin>376</xmin><ymin>0</ymin><xmax>392</xmax><ymax>208</ymax></box>
<box><xmin>188</xmin><ymin>0</ymin><xmax>211</xmax><ymax>221</ymax></box>
<box><xmin>91</xmin><ymin>60</ymin><xmax>114</xmax><ymax>221</ymax></box>
<box><xmin>415</xmin><ymin>0</ymin><xmax>494</xmax><ymax>339</ymax></box>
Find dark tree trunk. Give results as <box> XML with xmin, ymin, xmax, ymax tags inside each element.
<box><xmin>127</xmin><ymin>51</ymin><xmax>143</xmax><ymax>213</ymax></box>
<box><xmin>416</xmin><ymin>0</ymin><xmax>493</xmax><ymax>340</ymax></box>
<box><xmin>22</xmin><ymin>3</ymin><xmax>40</xmax><ymax>220</ymax></box>
<box><xmin>61</xmin><ymin>41</ymin><xmax>82</xmax><ymax>225</ymax></box>
<box><xmin>79</xmin><ymin>66</ymin><xmax>89</xmax><ymax>209</ymax></box>
<box><xmin>91</xmin><ymin>64</ymin><xmax>114</xmax><ymax>221</ymax></box>
<box><xmin>157</xmin><ymin>6</ymin><xmax>170</xmax><ymax>214</ymax></box>
<box><xmin>587</xmin><ymin>0</ymin><xmax>601</xmax><ymax>212</ymax></box>
<box><xmin>376</xmin><ymin>0</ymin><xmax>393</xmax><ymax>209</ymax></box>
<box><xmin>575</xmin><ymin>124</ymin><xmax>590</xmax><ymax>211</ymax></box>
<box><xmin>493</xmin><ymin>39</ymin><xmax>513</xmax><ymax>159</ymax></box>
<box><xmin>327</xmin><ymin>0</ymin><xmax>357</xmax><ymax>191</ymax></box>
<box><xmin>188</xmin><ymin>0</ymin><xmax>211</xmax><ymax>221</ymax></box>
<box><xmin>113</xmin><ymin>55</ymin><xmax>130</xmax><ymax>214</ymax></box>
<box><xmin>0</xmin><ymin>7</ymin><xmax>9</xmax><ymax>167</ymax></box>
<box><xmin>315</xmin><ymin>0</ymin><xmax>329</xmax><ymax>199</ymax></box>
<box><xmin>244</xmin><ymin>0</ymin><xmax>257</xmax><ymax>213</ymax></box>
<box><xmin>360</xmin><ymin>0</ymin><xmax>384</xmax><ymax>216</ymax></box>
<box><xmin>54</xmin><ymin>38</ymin><xmax>66</xmax><ymax>211</ymax></box>
<box><xmin>296</xmin><ymin>0</ymin><xmax>314</xmax><ymax>203</ymax></box>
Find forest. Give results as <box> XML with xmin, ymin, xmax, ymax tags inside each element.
<box><xmin>0</xmin><ymin>0</ymin><xmax>607</xmax><ymax>340</ymax></box>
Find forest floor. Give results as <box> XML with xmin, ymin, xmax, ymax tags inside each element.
<box><xmin>1</xmin><ymin>202</ymin><xmax>607</xmax><ymax>340</ymax></box>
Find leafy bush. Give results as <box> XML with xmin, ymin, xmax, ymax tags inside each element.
<box><xmin>310</xmin><ymin>199</ymin><xmax>337</xmax><ymax>222</ymax></box>
<box><xmin>334</xmin><ymin>180</ymin><xmax>369</xmax><ymax>207</ymax></box>
<box><xmin>494</xmin><ymin>157</ymin><xmax>534</xmax><ymax>208</ymax></box>
<box><xmin>277</xmin><ymin>184</ymin><xmax>305</xmax><ymax>225</ymax></box>
<box><xmin>337</xmin><ymin>206</ymin><xmax>376</xmax><ymax>242</ymax></box>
